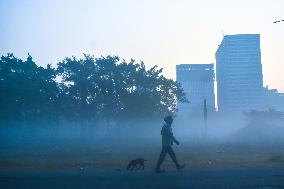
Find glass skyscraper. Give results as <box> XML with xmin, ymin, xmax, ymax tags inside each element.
<box><xmin>215</xmin><ymin>34</ymin><xmax>263</xmax><ymax>112</ymax></box>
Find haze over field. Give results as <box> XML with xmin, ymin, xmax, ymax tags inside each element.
<box><xmin>1</xmin><ymin>112</ymin><xmax>284</xmax><ymax>172</ymax></box>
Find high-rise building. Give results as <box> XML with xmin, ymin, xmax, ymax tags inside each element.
<box><xmin>176</xmin><ymin>64</ymin><xmax>215</xmax><ymax>117</ymax></box>
<box><xmin>215</xmin><ymin>34</ymin><xmax>264</xmax><ymax>112</ymax></box>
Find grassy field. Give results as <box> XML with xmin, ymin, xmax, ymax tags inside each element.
<box><xmin>2</xmin><ymin>138</ymin><xmax>284</xmax><ymax>172</ymax></box>
<box><xmin>2</xmin><ymin>119</ymin><xmax>284</xmax><ymax>172</ymax></box>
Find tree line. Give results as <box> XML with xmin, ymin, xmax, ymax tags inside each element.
<box><xmin>0</xmin><ymin>53</ymin><xmax>188</xmax><ymax>126</ymax></box>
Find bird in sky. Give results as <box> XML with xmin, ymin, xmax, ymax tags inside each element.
<box><xmin>273</xmin><ymin>20</ymin><xmax>283</xmax><ymax>23</ymax></box>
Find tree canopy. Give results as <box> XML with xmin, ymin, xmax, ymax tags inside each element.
<box><xmin>244</xmin><ymin>109</ymin><xmax>284</xmax><ymax>124</ymax></box>
<box><xmin>0</xmin><ymin>53</ymin><xmax>188</xmax><ymax>126</ymax></box>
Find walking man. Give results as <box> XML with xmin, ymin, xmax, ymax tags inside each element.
<box><xmin>155</xmin><ymin>115</ymin><xmax>185</xmax><ymax>173</ymax></box>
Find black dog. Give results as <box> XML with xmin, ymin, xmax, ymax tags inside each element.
<box><xmin>127</xmin><ymin>158</ymin><xmax>147</xmax><ymax>170</ymax></box>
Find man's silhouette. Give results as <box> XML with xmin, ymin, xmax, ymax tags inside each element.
<box><xmin>155</xmin><ymin>116</ymin><xmax>185</xmax><ymax>173</ymax></box>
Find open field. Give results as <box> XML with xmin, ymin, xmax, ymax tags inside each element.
<box><xmin>2</xmin><ymin>137</ymin><xmax>284</xmax><ymax>172</ymax></box>
<box><xmin>1</xmin><ymin>118</ymin><xmax>284</xmax><ymax>172</ymax></box>
<box><xmin>1</xmin><ymin>119</ymin><xmax>284</xmax><ymax>188</ymax></box>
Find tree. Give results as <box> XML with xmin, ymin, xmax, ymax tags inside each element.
<box><xmin>0</xmin><ymin>54</ymin><xmax>58</xmax><ymax>124</ymax></box>
<box><xmin>56</xmin><ymin>54</ymin><xmax>188</xmax><ymax>124</ymax></box>
<box><xmin>56</xmin><ymin>54</ymin><xmax>99</xmax><ymax>121</ymax></box>
<box><xmin>1</xmin><ymin>53</ymin><xmax>188</xmax><ymax>126</ymax></box>
<box><xmin>244</xmin><ymin>109</ymin><xmax>284</xmax><ymax>125</ymax></box>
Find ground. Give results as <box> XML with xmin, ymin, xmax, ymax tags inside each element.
<box><xmin>2</xmin><ymin>123</ymin><xmax>284</xmax><ymax>188</ymax></box>
<box><xmin>2</xmin><ymin>139</ymin><xmax>284</xmax><ymax>171</ymax></box>
<box><xmin>2</xmin><ymin>168</ymin><xmax>284</xmax><ymax>189</ymax></box>
<box><xmin>2</xmin><ymin>140</ymin><xmax>284</xmax><ymax>188</ymax></box>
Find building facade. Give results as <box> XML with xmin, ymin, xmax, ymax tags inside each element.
<box><xmin>263</xmin><ymin>86</ymin><xmax>284</xmax><ymax>112</ymax></box>
<box><xmin>215</xmin><ymin>34</ymin><xmax>264</xmax><ymax>112</ymax></box>
<box><xmin>176</xmin><ymin>64</ymin><xmax>215</xmax><ymax>117</ymax></box>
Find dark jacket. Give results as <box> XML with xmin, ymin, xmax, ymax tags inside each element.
<box><xmin>161</xmin><ymin>123</ymin><xmax>178</xmax><ymax>146</ymax></box>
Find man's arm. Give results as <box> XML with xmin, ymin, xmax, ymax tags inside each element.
<box><xmin>163</xmin><ymin>126</ymin><xmax>180</xmax><ymax>145</ymax></box>
<box><xmin>172</xmin><ymin>135</ymin><xmax>179</xmax><ymax>145</ymax></box>
<box><xmin>169</xmin><ymin>128</ymin><xmax>179</xmax><ymax>145</ymax></box>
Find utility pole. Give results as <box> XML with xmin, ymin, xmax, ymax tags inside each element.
<box><xmin>203</xmin><ymin>98</ymin><xmax>208</xmax><ymax>140</ymax></box>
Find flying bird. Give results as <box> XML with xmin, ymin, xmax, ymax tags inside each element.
<box><xmin>273</xmin><ymin>20</ymin><xmax>283</xmax><ymax>23</ymax></box>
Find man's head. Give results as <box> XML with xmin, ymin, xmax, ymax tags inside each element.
<box><xmin>164</xmin><ymin>115</ymin><xmax>173</xmax><ymax>125</ymax></box>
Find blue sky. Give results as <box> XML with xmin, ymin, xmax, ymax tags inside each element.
<box><xmin>0</xmin><ymin>0</ymin><xmax>283</xmax><ymax>91</ymax></box>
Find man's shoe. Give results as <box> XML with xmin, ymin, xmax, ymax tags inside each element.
<box><xmin>177</xmin><ymin>164</ymin><xmax>186</xmax><ymax>171</ymax></box>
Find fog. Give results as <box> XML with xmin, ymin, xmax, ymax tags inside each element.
<box><xmin>1</xmin><ymin>113</ymin><xmax>284</xmax><ymax>170</ymax></box>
